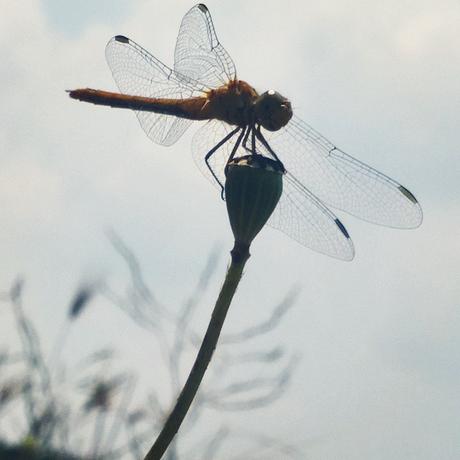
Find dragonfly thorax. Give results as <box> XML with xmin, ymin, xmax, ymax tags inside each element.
<box><xmin>254</xmin><ymin>90</ymin><xmax>293</xmax><ymax>131</ymax></box>
<box><xmin>206</xmin><ymin>80</ymin><xmax>259</xmax><ymax>127</ymax></box>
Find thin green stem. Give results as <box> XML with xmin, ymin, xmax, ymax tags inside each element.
<box><xmin>144</xmin><ymin>245</ymin><xmax>250</xmax><ymax>460</ymax></box>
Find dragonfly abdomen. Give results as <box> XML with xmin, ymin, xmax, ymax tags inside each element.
<box><xmin>68</xmin><ymin>88</ymin><xmax>211</xmax><ymax>120</ymax></box>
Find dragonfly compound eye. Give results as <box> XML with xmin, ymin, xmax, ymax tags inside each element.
<box><xmin>254</xmin><ymin>90</ymin><xmax>293</xmax><ymax>131</ymax></box>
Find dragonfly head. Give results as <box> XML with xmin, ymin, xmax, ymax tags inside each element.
<box><xmin>254</xmin><ymin>90</ymin><xmax>292</xmax><ymax>131</ymax></box>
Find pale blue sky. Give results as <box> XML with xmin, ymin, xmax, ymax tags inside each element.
<box><xmin>1</xmin><ymin>1</ymin><xmax>459</xmax><ymax>458</ymax></box>
<box><xmin>41</xmin><ymin>0</ymin><xmax>131</xmax><ymax>36</ymax></box>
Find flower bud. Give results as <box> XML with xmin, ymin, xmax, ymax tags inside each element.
<box><xmin>225</xmin><ymin>155</ymin><xmax>284</xmax><ymax>262</ymax></box>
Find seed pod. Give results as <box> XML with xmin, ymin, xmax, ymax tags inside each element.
<box><xmin>225</xmin><ymin>155</ymin><xmax>284</xmax><ymax>262</ymax></box>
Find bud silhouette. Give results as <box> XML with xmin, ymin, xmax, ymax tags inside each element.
<box><xmin>225</xmin><ymin>155</ymin><xmax>284</xmax><ymax>263</ymax></box>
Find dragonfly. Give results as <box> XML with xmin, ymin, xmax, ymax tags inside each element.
<box><xmin>69</xmin><ymin>3</ymin><xmax>422</xmax><ymax>261</ymax></box>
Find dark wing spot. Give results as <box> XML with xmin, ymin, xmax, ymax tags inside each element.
<box><xmin>114</xmin><ymin>35</ymin><xmax>129</xmax><ymax>43</ymax></box>
<box><xmin>398</xmin><ymin>185</ymin><xmax>418</xmax><ymax>204</ymax></box>
<box><xmin>198</xmin><ymin>4</ymin><xmax>208</xmax><ymax>12</ymax></box>
<box><xmin>335</xmin><ymin>218</ymin><xmax>350</xmax><ymax>239</ymax></box>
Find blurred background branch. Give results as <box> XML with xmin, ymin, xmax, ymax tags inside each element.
<box><xmin>0</xmin><ymin>234</ymin><xmax>302</xmax><ymax>459</ymax></box>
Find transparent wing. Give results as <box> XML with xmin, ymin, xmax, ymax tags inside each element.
<box><xmin>105</xmin><ymin>35</ymin><xmax>205</xmax><ymax>146</ymax></box>
<box><xmin>174</xmin><ymin>4</ymin><xmax>236</xmax><ymax>88</ymax></box>
<box><xmin>267</xmin><ymin>115</ymin><xmax>423</xmax><ymax>228</ymax></box>
<box><xmin>192</xmin><ymin>120</ymin><xmax>354</xmax><ymax>260</ymax></box>
<box><xmin>270</xmin><ymin>174</ymin><xmax>355</xmax><ymax>260</ymax></box>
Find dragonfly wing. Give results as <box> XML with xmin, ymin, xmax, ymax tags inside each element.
<box><xmin>105</xmin><ymin>35</ymin><xmax>204</xmax><ymax>146</ymax></box>
<box><xmin>268</xmin><ymin>173</ymin><xmax>355</xmax><ymax>260</ymax></box>
<box><xmin>267</xmin><ymin>115</ymin><xmax>423</xmax><ymax>228</ymax></box>
<box><xmin>174</xmin><ymin>4</ymin><xmax>236</xmax><ymax>88</ymax></box>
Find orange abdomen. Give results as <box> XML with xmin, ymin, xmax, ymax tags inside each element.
<box><xmin>68</xmin><ymin>88</ymin><xmax>211</xmax><ymax>120</ymax></box>
<box><xmin>68</xmin><ymin>79</ymin><xmax>259</xmax><ymax>126</ymax></box>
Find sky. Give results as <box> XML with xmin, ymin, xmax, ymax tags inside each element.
<box><xmin>1</xmin><ymin>0</ymin><xmax>459</xmax><ymax>458</ymax></box>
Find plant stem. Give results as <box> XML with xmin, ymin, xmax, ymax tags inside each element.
<box><xmin>144</xmin><ymin>245</ymin><xmax>250</xmax><ymax>459</ymax></box>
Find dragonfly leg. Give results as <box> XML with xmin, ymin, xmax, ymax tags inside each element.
<box><xmin>255</xmin><ymin>126</ymin><xmax>286</xmax><ymax>172</ymax></box>
<box><xmin>241</xmin><ymin>126</ymin><xmax>253</xmax><ymax>154</ymax></box>
<box><xmin>242</xmin><ymin>124</ymin><xmax>260</xmax><ymax>156</ymax></box>
<box><xmin>205</xmin><ymin>126</ymin><xmax>241</xmax><ymax>196</ymax></box>
<box><xmin>220</xmin><ymin>126</ymin><xmax>247</xmax><ymax>199</ymax></box>
<box><xmin>225</xmin><ymin>126</ymin><xmax>247</xmax><ymax>165</ymax></box>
